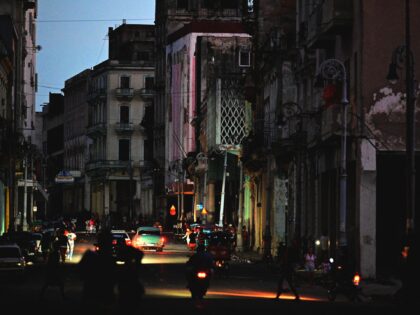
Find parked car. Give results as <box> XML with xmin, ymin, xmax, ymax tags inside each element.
<box><xmin>0</xmin><ymin>243</ymin><xmax>26</xmax><ymax>278</ymax></box>
<box><xmin>0</xmin><ymin>231</ymin><xmax>41</xmax><ymax>261</ymax></box>
<box><xmin>132</xmin><ymin>226</ymin><xmax>165</xmax><ymax>252</ymax></box>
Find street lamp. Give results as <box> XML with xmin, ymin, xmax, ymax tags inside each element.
<box><xmin>317</xmin><ymin>59</ymin><xmax>349</xmax><ymax>258</ymax></box>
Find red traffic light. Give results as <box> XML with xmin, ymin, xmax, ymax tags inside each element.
<box><xmin>169</xmin><ymin>205</ymin><xmax>176</xmax><ymax>216</ymax></box>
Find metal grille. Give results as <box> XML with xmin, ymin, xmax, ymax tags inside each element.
<box><xmin>220</xmin><ymin>79</ymin><xmax>246</xmax><ymax>145</ymax></box>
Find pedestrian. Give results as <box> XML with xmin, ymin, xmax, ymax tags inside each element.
<box><xmin>182</xmin><ymin>228</ymin><xmax>192</xmax><ymax>247</ymax></box>
<box><xmin>78</xmin><ymin>230</ymin><xmax>117</xmax><ymax>313</ymax></box>
<box><xmin>39</xmin><ymin>243</ymin><xmax>65</xmax><ymax>300</ymax></box>
<box><xmin>275</xmin><ymin>241</ymin><xmax>300</xmax><ymax>300</ymax></box>
<box><xmin>66</xmin><ymin>231</ymin><xmax>77</xmax><ymax>260</ymax></box>
<box><xmin>56</xmin><ymin>228</ymin><xmax>69</xmax><ymax>263</ymax></box>
<box><xmin>304</xmin><ymin>247</ymin><xmax>317</xmax><ymax>285</ymax></box>
<box><xmin>41</xmin><ymin>230</ymin><xmax>53</xmax><ymax>262</ymax></box>
<box><xmin>263</xmin><ymin>225</ymin><xmax>273</xmax><ymax>262</ymax></box>
<box><xmin>241</xmin><ymin>225</ymin><xmax>249</xmax><ymax>252</ymax></box>
<box><xmin>117</xmin><ymin>245</ymin><xmax>145</xmax><ymax>312</ymax></box>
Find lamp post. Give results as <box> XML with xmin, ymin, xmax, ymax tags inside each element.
<box><xmin>317</xmin><ymin>59</ymin><xmax>349</xmax><ymax>257</ymax></box>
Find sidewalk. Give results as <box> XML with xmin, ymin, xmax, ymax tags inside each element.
<box><xmin>232</xmin><ymin>249</ymin><xmax>402</xmax><ymax>301</ymax></box>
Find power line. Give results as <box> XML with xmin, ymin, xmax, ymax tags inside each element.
<box><xmin>37</xmin><ymin>18</ymin><xmax>154</xmax><ymax>23</ymax></box>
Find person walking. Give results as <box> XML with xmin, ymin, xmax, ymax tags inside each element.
<box><xmin>56</xmin><ymin>228</ymin><xmax>69</xmax><ymax>263</ymax></box>
<box><xmin>275</xmin><ymin>242</ymin><xmax>300</xmax><ymax>300</ymax></box>
<box><xmin>117</xmin><ymin>245</ymin><xmax>145</xmax><ymax>312</ymax></box>
<box><xmin>78</xmin><ymin>230</ymin><xmax>117</xmax><ymax>313</ymax></box>
<box><xmin>182</xmin><ymin>228</ymin><xmax>192</xmax><ymax>247</ymax></box>
<box><xmin>66</xmin><ymin>231</ymin><xmax>77</xmax><ymax>260</ymax></box>
<box><xmin>304</xmin><ymin>247</ymin><xmax>317</xmax><ymax>285</ymax></box>
<box><xmin>39</xmin><ymin>243</ymin><xmax>65</xmax><ymax>300</ymax></box>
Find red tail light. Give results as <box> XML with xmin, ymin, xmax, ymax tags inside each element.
<box><xmin>126</xmin><ymin>239</ymin><xmax>132</xmax><ymax>246</ymax></box>
<box><xmin>197</xmin><ymin>272</ymin><xmax>207</xmax><ymax>279</ymax></box>
<box><xmin>112</xmin><ymin>240</ymin><xmax>117</xmax><ymax>245</ymax></box>
<box><xmin>353</xmin><ymin>273</ymin><xmax>361</xmax><ymax>286</ymax></box>
<box><xmin>161</xmin><ymin>237</ymin><xmax>165</xmax><ymax>244</ymax></box>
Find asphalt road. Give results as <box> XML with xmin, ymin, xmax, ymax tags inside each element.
<box><xmin>0</xmin><ymin>232</ymin><xmax>400</xmax><ymax>315</ymax></box>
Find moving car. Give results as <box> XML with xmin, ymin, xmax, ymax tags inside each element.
<box><xmin>94</xmin><ymin>230</ymin><xmax>132</xmax><ymax>260</ymax></box>
<box><xmin>132</xmin><ymin>226</ymin><xmax>165</xmax><ymax>252</ymax></box>
<box><xmin>0</xmin><ymin>243</ymin><xmax>26</xmax><ymax>278</ymax></box>
<box><xmin>110</xmin><ymin>230</ymin><xmax>132</xmax><ymax>259</ymax></box>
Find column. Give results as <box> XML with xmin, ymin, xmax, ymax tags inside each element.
<box><xmin>207</xmin><ymin>181</ymin><xmax>216</xmax><ymax>224</ymax></box>
<box><xmin>359</xmin><ymin>139</ymin><xmax>377</xmax><ymax>278</ymax></box>
<box><xmin>84</xmin><ymin>175</ymin><xmax>91</xmax><ymax>212</ymax></box>
<box><xmin>104</xmin><ymin>181</ymin><xmax>110</xmax><ymax>217</ymax></box>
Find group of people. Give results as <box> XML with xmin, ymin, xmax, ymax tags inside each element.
<box><xmin>40</xmin><ymin>229</ymin><xmax>145</xmax><ymax>312</ymax></box>
<box><xmin>40</xmin><ymin>228</ymin><xmax>77</xmax><ymax>263</ymax></box>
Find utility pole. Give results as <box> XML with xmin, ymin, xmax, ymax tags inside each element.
<box><xmin>219</xmin><ymin>150</ymin><xmax>228</xmax><ymax>227</ymax></box>
<box><xmin>22</xmin><ymin>155</ymin><xmax>28</xmax><ymax>231</ymax></box>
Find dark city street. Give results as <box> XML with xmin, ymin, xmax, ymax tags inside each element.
<box><xmin>1</xmin><ymin>0</ymin><xmax>420</xmax><ymax>312</ymax></box>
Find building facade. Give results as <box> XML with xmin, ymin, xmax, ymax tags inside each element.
<box><xmin>86</xmin><ymin>23</ymin><xmax>155</xmax><ymax>228</ymax></box>
<box><xmin>0</xmin><ymin>0</ymin><xmax>38</xmax><ymax>233</ymax></box>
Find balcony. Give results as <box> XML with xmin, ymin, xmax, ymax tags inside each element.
<box><xmin>115</xmin><ymin>88</ymin><xmax>134</xmax><ymax>100</ymax></box>
<box><xmin>86</xmin><ymin>160</ymin><xmax>131</xmax><ymax>172</ymax></box>
<box><xmin>114</xmin><ymin>122</ymin><xmax>134</xmax><ymax>135</ymax></box>
<box><xmin>86</xmin><ymin>123</ymin><xmax>107</xmax><ymax>138</ymax></box>
<box><xmin>135</xmin><ymin>160</ymin><xmax>155</xmax><ymax>171</ymax></box>
<box><xmin>306</xmin><ymin>0</ymin><xmax>353</xmax><ymax>48</ymax></box>
<box><xmin>139</xmin><ymin>88</ymin><xmax>155</xmax><ymax>101</ymax></box>
<box><xmin>87</xmin><ymin>88</ymin><xmax>107</xmax><ymax>103</ymax></box>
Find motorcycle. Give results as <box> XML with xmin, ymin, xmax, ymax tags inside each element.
<box><xmin>187</xmin><ymin>268</ymin><xmax>212</xmax><ymax>300</ymax></box>
<box><xmin>326</xmin><ymin>258</ymin><xmax>363</xmax><ymax>302</ymax></box>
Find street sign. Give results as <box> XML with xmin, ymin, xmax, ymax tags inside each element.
<box><xmin>55</xmin><ymin>170</ymin><xmax>74</xmax><ymax>183</ymax></box>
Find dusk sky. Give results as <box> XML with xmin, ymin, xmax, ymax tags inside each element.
<box><xmin>36</xmin><ymin>0</ymin><xmax>155</xmax><ymax>111</ymax></box>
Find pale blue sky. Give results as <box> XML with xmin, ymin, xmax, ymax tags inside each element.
<box><xmin>36</xmin><ymin>0</ymin><xmax>155</xmax><ymax>110</ymax></box>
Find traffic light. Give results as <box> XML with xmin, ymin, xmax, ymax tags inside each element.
<box><xmin>170</xmin><ymin>205</ymin><xmax>176</xmax><ymax>216</ymax></box>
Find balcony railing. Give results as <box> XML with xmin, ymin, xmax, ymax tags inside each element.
<box><xmin>114</xmin><ymin>122</ymin><xmax>134</xmax><ymax>134</ymax></box>
<box><xmin>86</xmin><ymin>123</ymin><xmax>107</xmax><ymax>137</ymax></box>
<box><xmin>139</xmin><ymin>88</ymin><xmax>155</xmax><ymax>100</ymax></box>
<box><xmin>87</xmin><ymin>88</ymin><xmax>107</xmax><ymax>102</ymax></box>
<box><xmin>86</xmin><ymin>159</ymin><xmax>155</xmax><ymax>172</ymax></box>
<box><xmin>86</xmin><ymin>160</ymin><xmax>131</xmax><ymax>172</ymax></box>
<box><xmin>115</xmin><ymin>88</ymin><xmax>134</xmax><ymax>100</ymax></box>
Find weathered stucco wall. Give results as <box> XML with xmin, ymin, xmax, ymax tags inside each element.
<box><xmin>363</xmin><ymin>0</ymin><xmax>420</xmax><ymax>151</ymax></box>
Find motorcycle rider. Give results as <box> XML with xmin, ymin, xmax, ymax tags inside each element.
<box><xmin>185</xmin><ymin>244</ymin><xmax>214</xmax><ymax>294</ymax></box>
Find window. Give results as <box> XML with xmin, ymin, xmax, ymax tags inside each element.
<box><xmin>222</xmin><ymin>0</ymin><xmax>237</xmax><ymax>9</ymax></box>
<box><xmin>137</xmin><ymin>51</ymin><xmax>150</xmax><ymax>61</ymax></box>
<box><xmin>120</xmin><ymin>76</ymin><xmax>130</xmax><ymax>89</ymax></box>
<box><xmin>120</xmin><ymin>106</ymin><xmax>129</xmax><ymax>123</ymax></box>
<box><xmin>203</xmin><ymin>0</ymin><xmax>215</xmax><ymax>9</ymax></box>
<box><xmin>119</xmin><ymin>139</ymin><xmax>130</xmax><ymax>161</ymax></box>
<box><xmin>145</xmin><ymin>77</ymin><xmax>154</xmax><ymax>90</ymax></box>
<box><xmin>177</xmin><ymin>0</ymin><xmax>188</xmax><ymax>10</ymax></box>
<box><xmin>239</xmin><ymin>50</ymin><xmax>251</xmax><ymax>67</ymax></box>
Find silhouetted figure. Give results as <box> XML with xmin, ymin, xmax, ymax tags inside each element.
<box><xmin>56</xmin><ymin>228</ymin><xmax>69</xmax><ymax>263</ymax></box>
<box><xmin>78</xmin><ymin>230</ymin><xmax>117</xmax><ymax>312</ymax></box>
<box><xmin>117</xmin><ymin>245</ymin><xmax>145</xmax><ymax>312</ymax></box>
<box><xmin>41</xmin><ymin>231</ymin><xmax>53</xmax><ymax>262</ymax></box>
<box><xmin>40</xmin><ymin>243</ymin><xmax>65</xmax><ymax>300</ymax></box>
<box><xmin>276</xmin><ymin>242</ymin><xmax>300</xmax><ymax>300</ymax></box>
